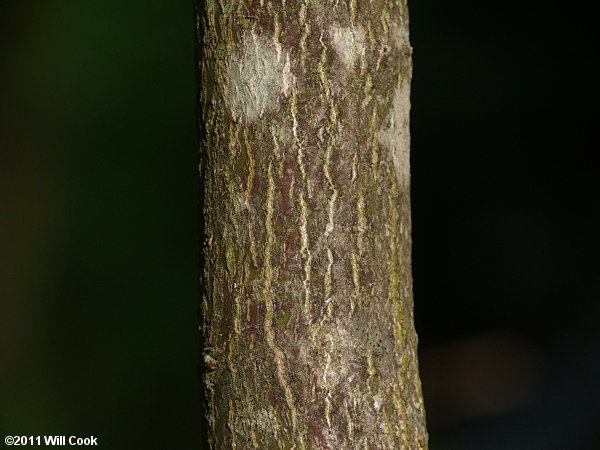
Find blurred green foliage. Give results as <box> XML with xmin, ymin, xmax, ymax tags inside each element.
<box><xmin>1</xmin><ymin>1</ymin><xmax>203</xmax><ymax>448</ymax></box>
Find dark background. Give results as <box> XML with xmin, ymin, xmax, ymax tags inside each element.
<box><xmin>1</xmin><ymin>1</ymin><xmax>597</xmax><ymax>449</ymax></box>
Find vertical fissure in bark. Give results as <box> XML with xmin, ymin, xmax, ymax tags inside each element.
<box><xmin>197</xmin><ymin>0</ymin><xmax>427</xmax><ymax>448</ymax></box>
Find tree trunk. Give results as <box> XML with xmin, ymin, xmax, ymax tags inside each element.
<box><xmin>196</xmin><ymin>0</ymin><xmax>427</xmax><ymax>448</ymax></box>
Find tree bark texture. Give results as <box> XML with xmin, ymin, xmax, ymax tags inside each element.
<box><xmin>196</xmin><ymin>0</ymin><xmax>427</xmax><ymax>448</ymax></box>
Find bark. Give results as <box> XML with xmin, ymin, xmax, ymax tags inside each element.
<box><xmin>196</xmin><ymin>0</ymin><xmax>427</xmax><ymax>448</ymax></box>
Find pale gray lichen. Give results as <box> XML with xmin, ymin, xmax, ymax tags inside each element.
<box><xmin>270</xmin><ymin>123</ymin><xmax>293</xmax><ymax>144</ymax></box>
<box><xmin>329</xmin><ymin>25</ymin><xmax>366</xmax><ymax>69</ymax></box>
<box><xmin>377</xmin><ymin>81</ymin><xmax>411</xmax><ymax>187</ymax></box>
<box><xmin>225</xmin><ymin>32</ymin><xmax>293</xmax><ymax>122</ymax></box>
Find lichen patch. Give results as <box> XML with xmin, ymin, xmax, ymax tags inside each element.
<box><xmin>225</xmin><ymin>32</ymin><xmax>293</xmax><ymax>121</ymax></box>
<box><xmin>329</xmin><ymin>25</ymin><xmax>366</xmax><ymax>69</ymax></box>
<box><xmin>377</xmin><ymin>81</ymin><xmax>411</xmax><ymax>187</ymax></box>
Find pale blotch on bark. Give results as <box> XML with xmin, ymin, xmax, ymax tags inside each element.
<box><xmin>329</xmin><ymin>25</ymin><xmax>366</xmax><ymax>70</ymax></box>
<box><xmin>225</xmin><ymin>32</ymin><xmax>293</xmax><ymax>122</ymax></box>
<box><xmin>377</xmin><ymin>80</ymin><xmax>411</xmax><ymax>187</ymax></box>
<box><xmin>377</xmin><ymin>18</ymin><xmax>413</xmax><ymax>187</ymax></box>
